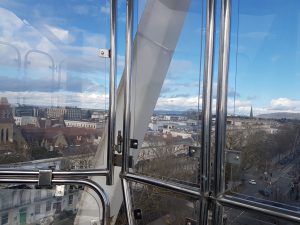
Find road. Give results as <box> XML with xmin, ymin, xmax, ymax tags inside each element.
<box><xmin>226</xmin><ymin>153</ymin><xmax>300</xmax><ymax>224</ymax></box>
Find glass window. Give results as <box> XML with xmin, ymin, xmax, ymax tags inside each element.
<box><xmin>1</xmin><ymin>213</ymin><xmax>8</xmax><ymax>225</ymax></box>
<box><xmin>35</xmin><ymin>204</ymin><xmax>41</xmax><ymax>215</ymax></box>
<box><xmin>68</xmin><ymin>195</ymin><xmax>73</xmax><ymax>205</ymax></box>
<box><xmin>34</xmin><ymin>190</ymin><xmax>41</xmax><ymax>202</ymax></box>
<box><xmin>47</xmin><ymin>190</ymin><xmax>52</xmax><ymax>198</ymax></box>
<box><xmin>130</xmin><ymin>0</ymin><xmax>205</xmax><ymax>185</ymax></box>
<box><xmin>223</xmin><ymin>207</ymin><xmax>295</xmax><ymax>225</ymax></box>
<box><xmin>0</xmin><ymin>184</ymin><xmax>101</xmax><ymax>224</ymax></box>
<box><xmin>127</xmin><ymin>181</ymin><xmax>199</xmax><ymax>225</ymax></box>
<box><xmin>0</xmin><ymin>0</ymin><xmax>109</xmax><ymax>169</ymax></box>
<box><xmin>225</xmin><ymin>0</ymin><xmax>300</xmax><ymax>212</ymax></box>
<box><xmin>20</xmin><ymin>190</ymin><xmax>27</xmax><ymax>205</ymax></box>
<box><xmin>46</xmin><ymin>201</ymin><xmax>51</xmax><ymax>212</ymax></box>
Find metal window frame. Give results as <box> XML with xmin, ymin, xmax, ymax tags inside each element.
<box><xmin>0</xmin><ymin>0</ymin><xmax>117</xmax><ymax>224</ymax></box>
<box><xmin>212</xmin><ymin>0</ymin><xmax>231</xmax><ymax>224</ymax></box>
<box><xmin>121</xmin><ymin>0</ymin><xmax>134</xmax><ymax>224</ymax></box>
<box><xmin>120</xmin><ymin>0</ymin><xmax>300</xmax><ymax>225</ymax></box>
<box><xmin>0</xmin><ymin>0</ymin><xmax>117</xmax><ymax>179</ymax></box>
<box><xmin>106</xmin><ymin>0</ymin><xmax>118</xmax><ymax>185</ymax></box>
<box><xmin>1</xmin><ymin>0</ymin><xmax>300</xmax><ymax>224</ymax></box>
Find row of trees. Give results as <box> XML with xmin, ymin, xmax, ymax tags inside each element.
<box><xmin>226</xmin><ymin>122</ymin><xmax>300</xmax><ymax>179</ymax></box>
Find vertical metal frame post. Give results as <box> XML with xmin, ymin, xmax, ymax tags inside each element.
<box><xmin>122</xmin><ymin>0</ymin><xmax>133</xmax><ymax>174</ymax></box>
<box><xmin>213</xmin><ymin>0</ymin><xmax>231</xmax><ymax>224</ymax></box>
<box><xmin>121</xmin><ymin>0</ymin><xmax>134</xmax><ymax>224</ymax></box>
<box><xmin>122</xmin><ymin>178</ymin><xmax>135</xmax><ymax>224</ymax></box>
<box><xmin>200</xmin><ymin>0</ymin><xmax>216</xmax><ymax>224</ymax></box>
<box><xmin>201</xmin><ymin>0</ymin><xmax>216</xmax><ymax>194</ymax></box>
<box><xmin>106</xmin><ymin>0</ymin><xmax>117</xmax><ymax>185</ymax></box>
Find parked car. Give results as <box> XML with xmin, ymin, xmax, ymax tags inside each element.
<box><xmin>248</xmin><ymin>179</ymin><xmax>257</xmax><ymax>185</ymax></box>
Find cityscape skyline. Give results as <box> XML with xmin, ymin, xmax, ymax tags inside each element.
<box><xmin>1</xmin><ymin>1</ymin><xmax>300</xmax><ymax>115</ymax></box>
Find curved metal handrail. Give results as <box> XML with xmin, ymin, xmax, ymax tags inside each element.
<box><xmin>0</xmin><ymin>41</ymin><xmax>21</xmax><ymax>69</ymax></box>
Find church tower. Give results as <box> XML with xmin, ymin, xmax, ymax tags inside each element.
<box><xmin>250</xmin><ymin>106</ymin><xmax>254</xmax><ymax>119</ymax></box>
<box><xmin>0</xmin><ymin>97</ymin><xmax>14</xmax><ymax>143</ymax></box>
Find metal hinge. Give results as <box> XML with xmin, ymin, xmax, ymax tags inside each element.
<box><xmin>98</xmin><ymin>48</ymin><xmax>110</xmax><ymax>58</ymax></box>
<box><xmin>38</xmin><ymin>170</ymin><xmax>52</xmax><ymax>187</ymax></box>
<box><xmin>115</xmin><ymin>131</ymin><xmax>138</xmax><ymax>151</ymax></box>
<box><xmin>116</xmin><ymin>130</ymin><xmax>123</xmax><ymax>153</ymax></box>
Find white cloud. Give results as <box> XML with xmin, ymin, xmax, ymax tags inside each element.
<box><xmin>226</xmin><ymin>97</ymin><xmax>300</xmax><ymax>116</ymax></box>
<box><xmin>44</xmin><ymin>25</ymin><xmax>72</xmax><ymax>43</ymax></box>
<box><xmin>168</xmin><ymin>59</ymin><xmax>196</xmax><ymax>77</ymax></box>
<box><xmin>1</xmin><ymin>91</ymin><xmax>108</xmax><ymax>109</ymax></box>
<box><xmin>73</xmin><ymin>5</ymin><xmax>90</xmax><ymax>16</ymax></box>
<box><xmin>156</xmin><ymin>96</ymin><xmax>200</xmax><ymax>110</ymax></box>
<box><xmin>100</xmin><ymin>6</ymin><xmax>110</xmax><ymax>15</ymax></box>
<box><xmin>84</xmin><ymin>34</ymin><xmax>107</xmax><ymax>47</ymax></box>
<box><xmin>270</xmin><ymin>98</ymin><xmax>300</xmax><ymax>112</ymax></box>
<box><xmin>0</xmin><ymin>7</ymin><xmax>63</xmax><ymax>61</ymax></box>
<box><xmin>240</xmin><ymin>32</ymin><xmax>271</xmax><ymax>40</ymax></box>
<box><xmin>0</xmin><ymin>7</ymin><xmax>107</xmax><ymax>74</ymax></box>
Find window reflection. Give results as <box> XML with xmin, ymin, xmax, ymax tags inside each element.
<box><xmin>0</xmin><ymin>184</ymin><xmax>100</xmax><ymax>225</ymax></box>
<box><xmin>223</xmin><ymin>207</ymin><xmax>295</xmax><ymax>225</ymax></box>
<box><xmin>0</xmin><ymin>0</ymin><xmax>109</xmax><ymax>168</ymax></box>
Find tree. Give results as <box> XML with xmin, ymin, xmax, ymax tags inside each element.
<box><xmin>116</xmin><ymin>135</ymin><xmax>198</xmax><ymax>224</ymax></box>
<box><xmin>31</xmin><ymin>147</ymin><xmax>62</xmax><ymax>160</ymax></box>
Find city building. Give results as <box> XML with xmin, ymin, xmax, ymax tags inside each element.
<box><xmin>64</xmin><ymin>120</ymin><xmax>104</xmax><ymax>129</ymax></box>
<box><xmin>46</xmin><ymin>107</ymin><xmax>82</xmax><ymax>120</ymax></box>
<box><xmin>14</xmin><ymin>116</ymin><xmax>39</xmax><ymax>127</ymax></box>
<box><xmin>12</xmin><ymin>105</ymin><xmax>38</xmax><ymax>117</ymax></box>
<box><xmin>0</xmin><ymin>97</ymin><xmax>14</xmax><ymax>143</ymax></box>
<box><xmin>1</xmin><ymin>1</ymin><xmax>300</xmax><ymax>225</ymax></box>
<box><xmin>0</xmin><ymin>185</ymin><xmax>80</xmax><ymax>225</ymax></box>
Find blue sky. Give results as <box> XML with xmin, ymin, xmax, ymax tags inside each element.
<box><xmin>0</xmin><ymin>0</ymin><xmax>300</xmax><ymax>115</ymax></box>
<box><xmin>228</xmin><ymin>0</ymin><xmax>300</xmax><ymax>115</ymax></box>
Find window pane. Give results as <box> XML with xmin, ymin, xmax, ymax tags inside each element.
<box><xmin>0</xmin><ymin>0</ymin><xmax>109</xmax><ymax>169</ymax></box>
<box><xmin>223</xmin><ymin>207</ymin><xmax>295</xmax><ymax>225</ymax></box>
<box><xmin>226</xmin><ymin>0</ymin><xmax>300</xmax><ymax>209</ymax></box>
<box><xmin>0</xmin><ymin>184</ymin><xmax>102</xmax><ymax>224</ymax></box>
<box><xmin>123</xmin><ymin>181</ymin><xmax>199</xmax><ymax>225</ymax></box>
<box><xmin>130</xmin><ymin>0</ymin><xmax>205</xmax><ymax>185</ymax></box>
